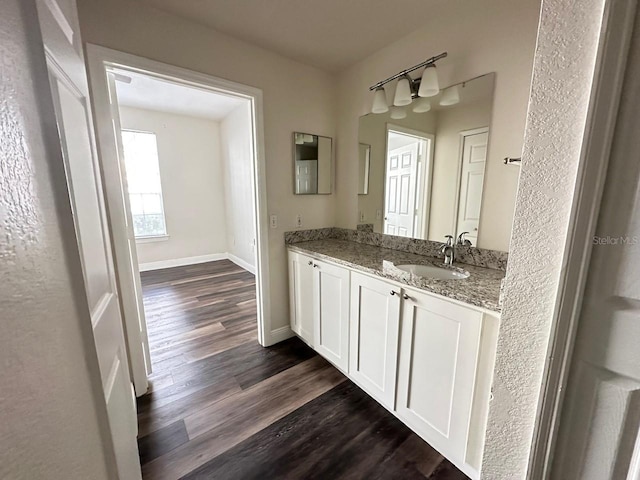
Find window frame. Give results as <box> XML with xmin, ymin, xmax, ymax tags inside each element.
<box><xmin>121</xmin><ymin>129</ymin><xmax>169</xmax><ymax>239</ymax></box>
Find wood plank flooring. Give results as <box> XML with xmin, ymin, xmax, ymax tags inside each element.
<box><xmin>137</xmin><ymin>260</ymin><xmax>468</xmax><ymax>480</ymax></box>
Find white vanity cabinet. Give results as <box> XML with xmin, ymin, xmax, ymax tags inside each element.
<box><xmin>287</xmin><ymin>248</ymin><xmax>499</xmax><ymax>479</ymax></box>
<box><xmin>288</xmin><ymin>251</ymin><xmax>315</xmax><ymax>345</ymax></box>
<box><xmin>396</xmin><ymin>287</ymin><xmax>484</xmax><ymax>475</ymax></box>
<box><xmin>313</xmin><ymin>259</ymin><xmax>350</xmax><ymax>372</ymax></box>
<box><xmin>287</xmin><ymin>250</ymin><xmax>350</xmax><ymax>372</ymax></box>
<box><xmin>349</xmin><ymin>272</ymin><xmax>401</xmax><ymax>409</ymax></box>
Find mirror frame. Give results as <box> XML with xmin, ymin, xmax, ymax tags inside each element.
<box><xmin>292</xmin><ymin>131</ymin><xmax>333</xmax><ymax>195</ymax></box>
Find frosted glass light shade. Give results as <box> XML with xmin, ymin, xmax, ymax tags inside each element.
<box><xmin>295</xmin><ymin>133</ymin><xmax>304</xmax><ymax>145</ymax></box>
<box><xmin>418</xmin><ymin>65</ymin><xmax>439</xmax><ymax>97</ymax></box>
<box><xmin>303</xmin><ymin>134</ymin><xmax>314</xmax><ymax>143</ymax></box>
<box><xmin>390</xmin><ymin>106</ymin><xmax>407</xmax><ymax>119</ymax></box>
<box><xmin>439</xmin><ymin>85</ymin><xmax>460</xmax><ymax>106</ymax></box>
<box><xmin>371</xmin><ymin>87</ymin><xmax>389</xmax><ymax>114</ymax></box>
<box><xmin>413</xmin><ymin>98</ymin><xmax>431</xmax><ymax>113</ymax></box>
<box><xmin>393</xmin><ymin>77</ymin><xmax>413</xmax><ymax>106</ymax></box>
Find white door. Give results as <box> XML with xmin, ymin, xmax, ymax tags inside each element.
<box><xmin>295</xmin><ymin>160</ymin><xmax>318</xmax><ymax>194</ymax></box>
<box><xmin>455</xmin><ymin>130</ymin><xmax>488</xmax><ymax>246</ymax></box>
<box><xmin>288</xmin><ymin>251</ymin><xmax>315</xmax><ymax>345</ymax></box>
<box><xmin>550</xmin><ymin>24</ymin><xmax>640</xmax><ymax>476</ymax></box>
<box><xmin>104</xmin><ymin>71</ymin><xmax>153</xmax><ymax>395</ymax></box>
<box><xmin>313</xmin><ymin>260</ymin><xmax>350</xmax><ymax>372</ymax></box>
<box><xmin>36</xmin><ymin>1</ymin><xmax>142</xmax><ymax>478</ymax></box>
<box><xmin>349</xmin><ymin>272</ymin><xmax>401</xmax><ymax>409</ymax></box>
<box><xmin>396</xmin><ymin>287</ymin><xmax>482</xmax><ymax>469</ymax></box>
<box><xmin>384</xmin><ymin>142</ymin><xmax>419</xmax><ymax>237</ymax></box>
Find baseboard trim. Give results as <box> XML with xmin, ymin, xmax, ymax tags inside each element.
<box><xmin>139</xmin><ymin>252</ymin><xmax>258</xmax><ymax>273</ymax></box>
<box><xmin>227</xmin><ymin>253</ymin><xmax>256</xmax><ymax>275</ymax></box>
<box><xmin>138</xmin><ymin>253</ymin><xmax>228</xmax><ymax>272</ymax></box>
<box><xmin>269</xmin><ymin>326</ymin><xmax>294</xmax><ymax>345</ymax></box>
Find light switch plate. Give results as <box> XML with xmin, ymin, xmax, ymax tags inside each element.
<box><xmin>270</xmin><ymin>215</ymin><xmax>277</xmax><ymax>228</ymax></box>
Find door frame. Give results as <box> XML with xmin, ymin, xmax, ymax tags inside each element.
<box><xmin>85</xmin><ymin>45</ymin><xmax>272</xmax><ymax>390</ymax></box>
<box><xmin>452</xmin><ymin>127</ymin><xmax>489</xmax><ymax>241</ymax></box>
<box><xmin>527</xmin><ymin>0</ymin><xmax>637</xmax><ymax>477</ymax></box>
<box><xmin>383</xmin><ymin>124</ymin><xmax>435</xmax><ymax>237</ymax></box>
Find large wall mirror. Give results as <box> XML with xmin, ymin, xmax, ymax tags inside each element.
<box><xmin>293</xmin><ymin>132</ymin><xmax>333</xmax><ymax>194</ymax></box>
<box><xmin>358</xmin><ymin>73</ymin><xmax>497</xmax><ymax>247</ymax></box>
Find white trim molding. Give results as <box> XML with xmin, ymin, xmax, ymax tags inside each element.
<box><xmin>269</xmin><ymin>326</ymin><xmax>295</xmax><ymax>344</ymax></box>
<box><xmin>138</xmin><ymin>253</ymin><xmax>228</xmax><ymax>272</ymax></box>
<box><xmin>227</xmin><ymin>253</ymin><xmax>256</xmax><ymax>275</ymax></box>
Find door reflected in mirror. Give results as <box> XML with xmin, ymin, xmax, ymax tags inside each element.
<box><xmin>358</xmin><ymin>73</ymin><xmax>495</xmax><ymax>246</ymax></box>
<box><xmin>293</xmin><ymin>132</ymin><xmax>333</xmax><ymax>194</ymax></box>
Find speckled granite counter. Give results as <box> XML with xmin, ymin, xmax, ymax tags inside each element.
<box><xmin>288</xmin><ymin>239</ymin><xmax>504</xmax><ymax>313</ymax></box>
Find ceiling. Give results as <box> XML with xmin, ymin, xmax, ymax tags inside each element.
<box><xmin>113</xmin><ymin>69</ymin><xmax>247</xmax><ymax>120</ymax></box>
<box><xmin>137</xmin><ymin>0</ymin><xmax>444</xmax><ymax>72</ymax></box>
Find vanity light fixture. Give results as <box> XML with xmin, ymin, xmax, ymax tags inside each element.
<box><xmin>418</xmin><ymin>65</ymin><xmax>439</xmax><ymax>97</ymax></box>
<box><xmin>439</xmin><ymin>85</ymin><xmax>460</xmax><ymax>106</ymax></box>
<box><xmin>371</xmin><ymin>87</ymin><xmax>389</xmax><ymax>114</ymax></box>
<box><xmin>294</xmin><ymin>133</ymin><xmax>304</xmax><ymax>145</ymax></box>
<box><xmin>393</xmin><ymin>76</ymin><xmax>413</xmax><ymax>106</ymax></box>
<box><xmin>390</xmin><ymin>106</ymin><xmax>407</xmax><ymax>119</ymax></box>
<box><xmin>412</xmin><ymin>98</ymin><xmax>432</xmax><ymax>113</ymax></box>
<box><xmin>369</xmin><ymin>52</ymin><xmax>447</xmax><ymax>114</ymax></box>
<box><xmin>303</xmin><ymin>133</ymin><xmax>314</xmax><ymax>143</ymax></box>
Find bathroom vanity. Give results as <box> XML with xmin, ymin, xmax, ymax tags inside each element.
<box><xmin>287</xmin><ymin>236</ymin><xmax>503</xmax><ymax>479</ymax></box>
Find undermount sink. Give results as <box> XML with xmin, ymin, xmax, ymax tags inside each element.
<box><xmin>396</xmin><ymin>264</ymin><xmax>470</xmax><ymax>280</ymax></box>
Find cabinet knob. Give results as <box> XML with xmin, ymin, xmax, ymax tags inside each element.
<box><xmin>313</xmin><ymin>264</ymin><xmax>319</xmax><ymax>268</ymax></box>
<box><xmin>390</xmin><ymin>290</ymin><xmax>397</xmax><ymax>296</ymax></box>
<box><xmin>402</xmin><ymin>293</ymin><xmax>411</xmax><ymax>300</ymax></box>
<box><xmin>308</xmin><ymin>261</ymin><xmax>313</xmax><ymax>266</ymax></box>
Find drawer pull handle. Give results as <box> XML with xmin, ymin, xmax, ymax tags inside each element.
<box><xmin>402</xmin><ymin>293</ymin><xmax>411</xmax><ymax>300</ymax></box>
<box><xmin>313</xmin><ymin>264</ymin><xmax>319</xmax><ymax>268</ymax></box>
<box><xmin>390</xmin><ymin>290</ymin><xmax>397</xmax><ymax>296</ymax></box>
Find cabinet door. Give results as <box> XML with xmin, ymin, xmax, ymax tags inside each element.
<box><xmin>288</xmin><ymin>251</ymin><xmax>315</xmax><ymax>345</ymax></box>
<box><xmin>313</xmin><ymin>260</ymin><xmax>350</xmax><ymax>372</ymax></box>
<box><xmin>396</xmin><ymin>288</ymin><xmax>483</xmax><ymax>467</ymax></box>
<box><xmin>349</xmin><ymin>272</ymin><xmax>401</xmax><ymax>409</ymax></box>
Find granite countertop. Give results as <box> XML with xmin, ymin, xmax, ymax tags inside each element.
<box><xmin>288</xmin><ymin>239</ymin><xmax>504</xmax><ymax>313</ymax></box>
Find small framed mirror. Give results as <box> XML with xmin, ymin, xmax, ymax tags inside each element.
<box><xmin>293</xmin><ymin>132</ymin><xmax>332</xmax><ymax>194</ymax></box>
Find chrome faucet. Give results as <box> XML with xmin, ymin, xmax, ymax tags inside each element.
<box><xmin>440</xmin><ymin>235</ymin><xmax>455</xmax><ymax>265</ymax></box>
<box><xmin>457</xmin><ymin>231</ymin><xmax>472</xmax><ymax>246</ymax></box>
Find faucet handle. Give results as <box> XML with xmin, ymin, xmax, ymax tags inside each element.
<box><xmin>444</xmin><ymin>235</ymin><xmax>454</xmax><ymax>246</ymax></box>
<box><xmin>457</xmin><ymin>232</ymin><xmax>472</xmax><ymax>246</ymax></box>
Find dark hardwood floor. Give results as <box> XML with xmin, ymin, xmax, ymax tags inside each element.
<box><xmin>137</xmin><ymin>260</ymin><xmax>468</xmax><ymax>480</ymax></box>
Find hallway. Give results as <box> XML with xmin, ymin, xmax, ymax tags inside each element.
<box><xmin>136</xmin><ymin>260</ymin><xmax>467</xmax><ymax>479</ymax></box>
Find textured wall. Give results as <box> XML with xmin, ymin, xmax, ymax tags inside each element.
<box><xmin>0</xmin><ymin>1</ymin><xmax>114</xmax><ymax>478</ymax></box>
<box><xmin>481</xmin><ymin>0</ymin><xmax>607</xmax><ymax>477</ymax></box>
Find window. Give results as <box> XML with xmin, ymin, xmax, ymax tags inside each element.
<box><xmin>121</xmin><ymin>130</ymin><xmax>167</xmax><ymax>238</ymax></box>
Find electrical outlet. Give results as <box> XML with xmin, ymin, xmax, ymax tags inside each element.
<box><xmin>270</xmin><ymin>215</ymin><xmax>277</xmax><ymax>229</ymax></box>
<box><xmin>376</xmin><ymin>210</ymin><xmax>382</xmax><ymax>220</ymax></box>
<box><xmin>296</xmin><ymin>214</ymin><xmax>302</xmax><ymax>228</ymax></box>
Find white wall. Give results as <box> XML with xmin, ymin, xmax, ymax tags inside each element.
<box><xmin>335</xmin><ymin>0</ymin><xmax>541</xmax><ymax>252</ymax></box>
<box><xmin>220</xmin><ymin>103</ymin><xmax>256</xmax><ymax>270</ymax></box>
<box><xmin>119</xmin><ymin>106</ymin><xmax>229</xmax><ymax>265</ymax></box>
<box><xmin>0</xmin><ymin>1</ymin><xmax>114</xmax><ymax>477</ymax></box>
<box><xmin>77</xmin><ymin>0</ymin><xmax>337</xmax><ymax>335</ymax></box>
<box><xmin>482</xmin><ymin>0</ymin><xmax>609</xmax><ymax>477</ymax></box>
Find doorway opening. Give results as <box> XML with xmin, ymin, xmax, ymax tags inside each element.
<box><xmin>86</xmin><ymin>46</ymin><xmax>271</xmax><ymax>397</ymax></box>
<box><xmin>383</xmin><ymin>126</ymin><xmax>434</xmax><ymax>239</ymax></box>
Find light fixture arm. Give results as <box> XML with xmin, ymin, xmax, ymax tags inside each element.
<box><xmin>368</xmin><ymin>52</ymin><xmax>447</xmax><ymax>91</ymax></box>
